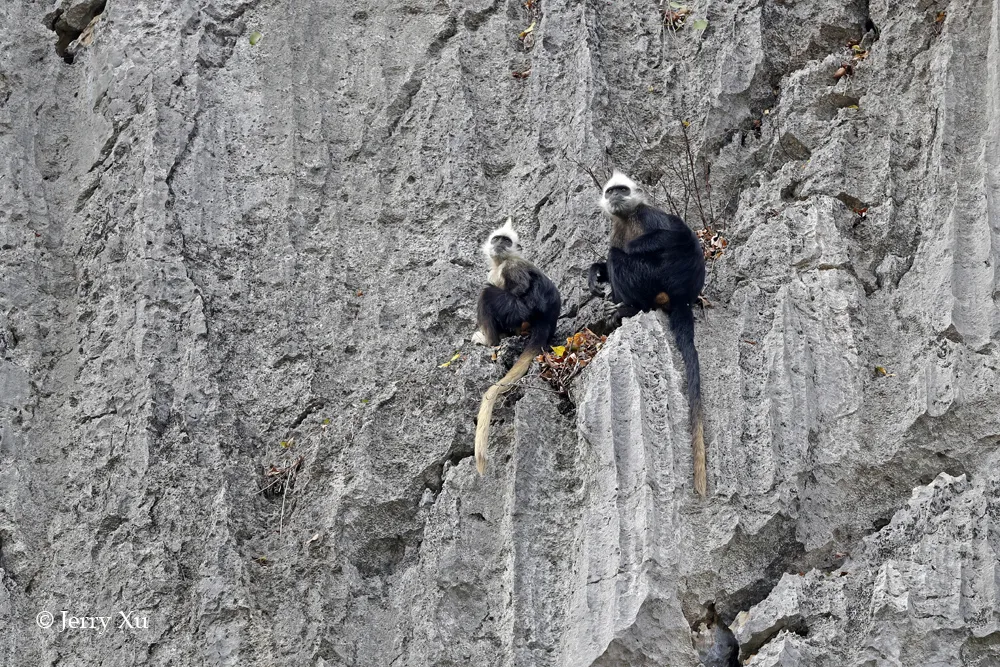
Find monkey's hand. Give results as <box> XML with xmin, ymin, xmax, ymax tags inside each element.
<box><xmin>598</xmin><ymin>298</ymin><xmax>622</xmax><ymax>323</ymax></box>
<box><xmin>587</xmin><ymin>262</ymin><xmax>609</xmax><ymax>297</ymax></box>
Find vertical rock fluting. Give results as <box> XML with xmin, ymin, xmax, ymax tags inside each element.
<box><xmin>0</xmin><ymin>0</ymin><xmax>997</xmax><ymax>665</ymax></box>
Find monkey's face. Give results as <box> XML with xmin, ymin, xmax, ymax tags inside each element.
<box><xmin>482</xmin><ymin>218</ymin><xmax>521</xmax><ymax>259</ymax></box>
<box><xmin>600</xmin><ymin>171</ymin><xmax>643</xmax><ymax>217</ymax></box>
<box><xmin>484</xmin><ymin>232</ymin><xmax>519</xmax><ymax>259</ymax></box>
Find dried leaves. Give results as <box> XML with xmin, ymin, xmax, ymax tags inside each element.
<box><xmin>512</xmin><ymin>0</ymin><xmax>539</xmax><ymax>76</ymax></box>
<box><xmin>261</xmin><ymin>455</ymin><xmax>304</xmax><ymax>535</ymax></box>
<box><xmin>696</xmin><ymin>227</ymin><xmax>728</xmax><ymax>260</ymax></box>
<box><xmin>662</xmin><ymin>2</ymin><xmax>691</xmax><ymax>28</ymax></box>
<box><xmin>836</xmin><ymin>39</ymin><xmax>870</xmax><ymax>79</ymax></box>
<box><xmin>852</xmin><ymin>205</ymin><xmax>869</xmax><ymax>226</ymax></box>
<box><xmin>834</xmin><ymin>61</ymin><xmax>854</xmax><ymax>80</ymax></box>
<box><xmin>662</xmin><ymin>3</ymin><xmax>707</xmax><ymax>31</ymax></box>
<box><xmin>261</xmin><ymin>456</ymin><xmax>303</xmax><ymax>500</ymax></box>
<box><xmin>536</xmin><ymin>329</ymin><xmax>607</xmax><ymax>394</ymax></box>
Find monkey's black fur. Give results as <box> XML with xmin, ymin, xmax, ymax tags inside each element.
<box><xmin>588</xmin><ymin>205</ymin><xmax>705</xmax><ymax>313</ymax></box>
<box><xmin>589</xmin><ymin>173</ymin><xmax>707</xmax><ymax>495</ymax></box>
<box><xmin>477</xmin><ymin>261</ymin><xmax>561</xmax><ymax>350</ymax></box>
<box><xmin>473</xmin><ymin>222</ymin><xmax>561</xmax><ymax>473</ymax></box>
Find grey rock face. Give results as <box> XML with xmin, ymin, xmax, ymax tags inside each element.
<box><xmin>734</xmin><ymin>470</ymin><xmax>1000</xmax><ymax>666</ymax></box>
<box><xmin>1</xmin><ymin>0</ymin><xmax>998</xmax><ymax>665</ymax></box>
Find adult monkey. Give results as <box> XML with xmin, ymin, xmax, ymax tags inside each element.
<box><xmin>589</xmin><ymin>172</ymin><xmax>708</xmax><ymax>496</ymax></box>
<box><xmin>472</xmin><ymin>218</ymin><xmax>561</xmax><ymax>474</ymax></box>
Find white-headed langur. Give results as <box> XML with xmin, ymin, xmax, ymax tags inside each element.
<box><xmin>588</xmin><ymin>172</ymin><xmax>708</xmax><ymax>496</ymax></box>
<box><xmin>472</xmin><ymin>218</ymin><xmax>561</xmax><ymax>474</ymax></box>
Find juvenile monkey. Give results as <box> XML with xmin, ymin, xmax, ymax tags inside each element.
<box><xmin>473</xmin><ymin>218</ymin><xmax>561</xmax><ymax>474</ymax></box>
<box><xmin>588</xmin><ymin>172</ymin><xmax>708</xmax><ymax>496</ymax></box>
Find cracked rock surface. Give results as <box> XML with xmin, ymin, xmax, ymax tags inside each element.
<box><xmin>0</xmin><ymin>0</ymin><xmax>998</xmax><ymax>665</ymax></box>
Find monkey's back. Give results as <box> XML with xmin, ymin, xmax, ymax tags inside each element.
<box><xmin>521</xmin><ymin>265</ymin><xmax>561</xmax><ymax>328</ymax></box>
<box><xmin>500</xmin><ymin>257</ymin><xmax>561</xmax><ymax>329</ymax></box>
<box><xmin>608</xmin><ymin>205</ymin><xmax>705</xmax><ymax>310</ymax></box>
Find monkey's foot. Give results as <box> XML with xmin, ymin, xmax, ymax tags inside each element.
<box><xmin>697</xmin><ymin>295</ymin><xmax>713</xmax><ymax>309</ymax></box>
<box><xmin>471</xmin><ymin>330</ymin><xmax>488</xmax><ymax>346</ymax></box>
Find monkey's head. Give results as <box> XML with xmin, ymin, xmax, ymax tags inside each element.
<box><xmin>482</xmin><ymin>217</ymin><xmax>521</xmax><ymax>260</ymax></box>
<box><xmin>600</xmin><ymin>171</ymin><xmax>644</xmax><ymax>217</ymax></box>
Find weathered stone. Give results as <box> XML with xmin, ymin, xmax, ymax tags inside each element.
<box><xmin>1</xmin><ymin>0</ymin><xmax>999</xmax><ymax>665</ymax></box>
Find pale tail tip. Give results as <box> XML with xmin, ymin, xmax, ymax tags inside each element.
<box><xmin>694</xmin><ymin>471</ymin><xmax>707</xmax><ymax>497</ymax></box>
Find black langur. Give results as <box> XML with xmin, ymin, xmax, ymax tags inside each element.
<box><xmin>472</xmin><ymin>218</ymin><xmax>561</xmax><ymax>474</ymax></box>
<box><xmin>588</xmin><ymin>172</ymin><xmax>708</xmax><ymax>496</ymax></box>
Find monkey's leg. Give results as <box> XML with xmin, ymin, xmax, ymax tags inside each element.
<box><xmin>475</xmin><ymin>287</ymin><xmax>504</xmax><ymax>346</ymax></box>
<box><xmin>606</xmin><ymin>249</ymin><xmax>653</xmax><ymax>310</ymax></box>
<box><xmin>471</xmin><ymin>329</ymin><xmax>491</xmax><ymax>346</ymax></box>
<box><xmin>616</xmin><ymin>304</ymin><xmax>641</xmax><ymax>318</ymax></box>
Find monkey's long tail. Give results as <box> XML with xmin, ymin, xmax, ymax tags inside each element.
<box><xmin>474</xmin><ymin>325</ymin><xmax>551</xmax><ymax>475</ymax></box>
<box><xmin>667</xmin><ymin>304</ymin><xmax>706</xmax><ymax>497</ymax></box>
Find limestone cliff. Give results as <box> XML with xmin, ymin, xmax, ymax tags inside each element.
<box><xmin>1</xmin><ymin>0</ymin><xmax>998</xmax><ymax>665</ymax></box>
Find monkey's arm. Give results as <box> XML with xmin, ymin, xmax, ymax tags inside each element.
<box><xmin>588</xmin><ymin>261</ymin><xmax>609</xmax><ymax>297</ymax></box>
<box><xmin>502</xmin><ymin>263</ymin><xmax>535</xmax><ymax>297</ymax></box>
<box><xmin>478</xmin><ymin>285</ymin><xmax>532</xmax><ymax>343</ymax></box>
<box><xmin>607</xmin><ymin>247</ymin><xmax>661</xmax><ymax>312</ymax></box>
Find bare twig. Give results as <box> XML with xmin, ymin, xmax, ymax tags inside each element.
<box><xmin>665</xmin><ymin>160</ymin><xmax>692</xmax><ymax>220</ymax></box>
<box><xmin>279</xmin><ymin>473</ymin><xmax>289</xmax><ymax>535</ymax></box>
<box><xmin>278</xmin><ymin>458</ymin><xmax>302</xmax><ymax>535</ymax></box>
<box><xmin>256</xmin><ymin>476</ymin><xmax>284</xmax><ymax>496</ymax></box>
<box><xmin>580</xmin><ymin>234</ymin><xmax>607</xmax><ymax>261</ymax></box>
<box><xmin>679</xmin><ymin>120</ymin><xmax>709</xmax><ymax>229</ymax></box>
<box><xmin>620</xmin><ymin>112</ymin><xmax>682</xmax><ymax>217</ymax></box>
<box><xmin>704</xmin><ymin>250</ymin><xmax>721</xmax><ymax>291</ymax></box>
<box><xmin>703</xmin><ymin>160</ymin><xmax>716</xmax><ymax>226</ymax></box>
<box><xmin>568</xmin><ymin>155</ymin><xmax>605</xmax><ymax>192</ymax></box>
<box><xmin>260</xmin><ymin>455</ymin><xmax>304</xmax><ymax>534</ymax></box>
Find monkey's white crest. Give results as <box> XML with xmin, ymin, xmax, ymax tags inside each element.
<box><xmin>603</xmin><ymin>171</ymin><xmax>638</xmax><ymax>193</ymax></box>
<box><xmin>482</xmin><ymin>217</ymin><xmax>520</xmax><ymax>258</ymax></box>
<box><xmin>600</xmin><ymin>171</ymin><xmax>643</xmax><ymax>216</ymax></box>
